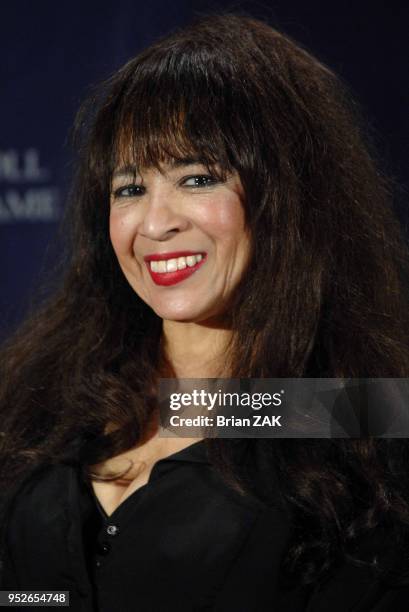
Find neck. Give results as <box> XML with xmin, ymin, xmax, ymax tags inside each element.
<box><xmin>161</xmin><ymin>319</ymin><xmax>233</xmax><ymax>378</ymax></box>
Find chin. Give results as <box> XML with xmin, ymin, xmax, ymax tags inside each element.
<box><xmin>155</xmin><ymin>309</ymin><xmax>207</xmax><ymax>323</ymax></box>
<box><xmin>150</xmin><ymin>299</ymin><xmax>216</xmax><ymax>323</ymax></box>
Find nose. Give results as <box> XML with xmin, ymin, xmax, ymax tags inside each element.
<box><xmin>138</xmin><ymin>188</ymin><xmax>189</xmax><ymax>241</ymax></box>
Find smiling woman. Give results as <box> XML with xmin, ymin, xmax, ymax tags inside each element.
<box><xmin>109</xmin><ymin>162</ymin><xmax>250</xmax><ymax>326</ymax></box>
<box><xmin>1</xmin><ymin>12</ymin><xmax>409</xmax><ymax>612</ymax></box>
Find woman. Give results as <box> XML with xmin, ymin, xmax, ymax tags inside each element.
<box><xmin>1</xmin><ymin>13</ymin><xmax>409</xmax><ymax>611</ymax></box>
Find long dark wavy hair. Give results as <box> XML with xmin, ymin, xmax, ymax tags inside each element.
<box><xmin>1</xmin><ymin>13</ymin><xmax>409</xmax><ymax>590</ymax></box>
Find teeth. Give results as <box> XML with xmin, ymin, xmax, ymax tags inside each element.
<box><xmin>149</xmin><ymin>254</ymin><xmax>204</xmax><ymax>273</ymax></box>
<box><xmin>166</xmin><ymin>258</ymin><xmax>178</xmax><ymax>272</ymax></box>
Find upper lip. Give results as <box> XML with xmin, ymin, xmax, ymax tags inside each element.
<box><xmin>143</xmin><ymin>251</ymin><xmax>205</xmax><ymax>262</ymax></box>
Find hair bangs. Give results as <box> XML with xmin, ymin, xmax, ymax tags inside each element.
<box><xmin>108</xmin><ymin>50</ymin><xmax>241</xmax><ymax>182</ymax></box>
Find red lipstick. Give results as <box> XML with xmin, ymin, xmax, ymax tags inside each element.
<box><xmin>144</xmin><ymin>251</ymin><xmax>207</xmax><ymax>286</ymax></box>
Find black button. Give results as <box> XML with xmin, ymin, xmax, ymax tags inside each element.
<box><xmin>96</xmin><ymin>560</ymin><xmax>101</xmax><ymax>568</ymax></box>
<box><xmin>98</xmin><ymin>541</ymin><xmax>111</xmax><ymax>555</ymax></box>
<box><xmin>106</xmin><ymin>524</ymin><xmax>119</xmax><ymax>536</ymax></box>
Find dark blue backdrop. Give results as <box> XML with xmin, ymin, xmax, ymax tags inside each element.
<box><xmin>2</xmin><ymin>0</ymin><xmax>408</xmax><ymax>339</ymax></box>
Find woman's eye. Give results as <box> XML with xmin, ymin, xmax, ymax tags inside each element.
<box><xmin>112</xmin><ymin>184</ymin><xmax>144</xmax><ymax>198</ymax></box>
<box><xmin>182</xmin><ymin>175</ymin><xmax>218</xmax><ymax>188</ymax></box>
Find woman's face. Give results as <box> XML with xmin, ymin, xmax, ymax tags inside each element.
<box><xmin>109</xmin><ymin>159</ymin><xmax>251</xmax><ymax>323</ymax></box>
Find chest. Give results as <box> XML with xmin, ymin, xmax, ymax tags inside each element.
<box><xmin>88</xmin><ymin>446</ymin><xmax>155</xmax><ymax>516</ymax></box>
<box><xmin>87</xmin><ymin>436</ymin><xmax>201</xmax><ymax>516</ymax></box>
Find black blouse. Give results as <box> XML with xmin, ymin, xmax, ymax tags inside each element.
<box><xmin>1</xmin><ymin>440</ymin><xmax>409</xmax><ymax>611</ymax></box>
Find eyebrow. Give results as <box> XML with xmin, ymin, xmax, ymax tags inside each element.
<box><xmin>112</xmin><ymin>158</ymin><xmax>208</xmax><ymax>179</ymax></box>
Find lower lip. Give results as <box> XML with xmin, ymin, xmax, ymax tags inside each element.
<box><xmin>146</xmin><ymin>258</ymin><xmax>206</xmax><ymax>286</ymax></box>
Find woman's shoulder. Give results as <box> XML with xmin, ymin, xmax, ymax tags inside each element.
<box><xmin>215</xmin><ymin>514</ymin><xmax>409</xmax><ymax>611</ymax></box>
<box><xmin>5</xmin><ymin>461</ymin><xmax>85</xmax><ymax>536</ymax></box>
<box><xmin>11</xmin><ymin>461</ymin><xmax>76</xmax><ymax>497</ymax></box>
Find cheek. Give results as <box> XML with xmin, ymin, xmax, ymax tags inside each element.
<box><xmin>198</xmin><ymin>195</ymin><xmax>247</xmax><ymax>240</ymax></box>
<box><xmin>211</xmin><ymin>200</ymin><xmax>250</xmax><ymax>268</ymax></box>
<box><xmin>109</xmin><ymin>212</ymin><xmax>134</xmax><ymax>258</ymax></box>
